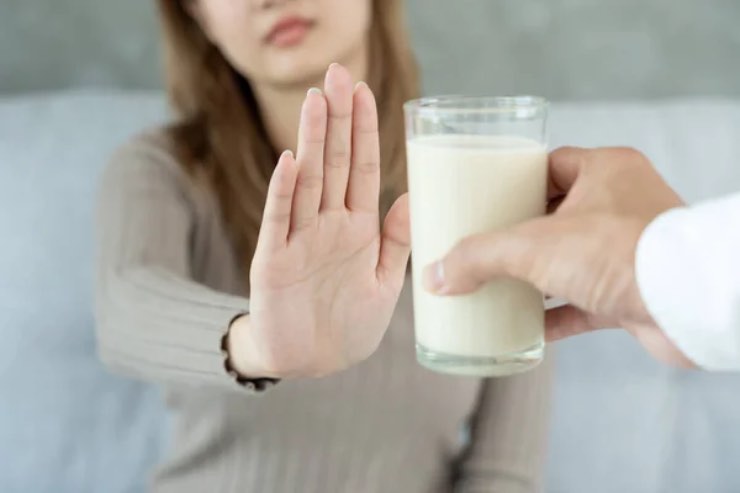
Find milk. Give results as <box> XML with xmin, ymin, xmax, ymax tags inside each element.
<box><xmin>407</xmin><ymin>135</ymin><xmax>547</xmax><ymax>376</ymax></box>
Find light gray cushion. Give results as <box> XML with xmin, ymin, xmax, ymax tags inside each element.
<box><xmin>0</xmin><ymin>91</ymin><xmax>169</xmax><ymax>493</ymax></box>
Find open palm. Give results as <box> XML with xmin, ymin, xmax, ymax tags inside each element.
<box><xmin>247</xmin><ymin>64</ymin><xmax>410</xmax><ymax>378</ymax></box>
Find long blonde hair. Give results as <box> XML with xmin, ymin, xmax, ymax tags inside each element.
<box><xmin>156</xmin><ymin>0</ymin><xmax>419</xmax><ymax>281</ymax></box>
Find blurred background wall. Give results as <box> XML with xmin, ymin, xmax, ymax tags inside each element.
<box><xmin>2</xmin><ymin>0</ymin><xmax>739</xmax><ymax>100</ymax></box>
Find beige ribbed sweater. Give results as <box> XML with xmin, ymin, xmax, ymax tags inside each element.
<box><xmin>95</xmin><ymin>130</ymin><xmax>551</xmax><ymax>493</ymax></box>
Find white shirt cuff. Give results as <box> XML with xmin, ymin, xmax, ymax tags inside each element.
<box><xmin>635</xmin><ymin>194</ymin><xmax>740</xmax><ymax>371</ymax></box>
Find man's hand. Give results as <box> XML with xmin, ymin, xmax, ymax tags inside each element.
<box><xmin>423</xmin><ymin>147</ymin><xmax>695</xmax><ymax>368</ymax></box>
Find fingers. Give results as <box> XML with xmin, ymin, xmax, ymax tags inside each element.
<box><xmin>346</xmin><ymin>81</ymin><xmax>381</xmax><ymax>214</ymax></box>
<box><xmin>292</xmin><ymin>88</ymin><xmax>328</xmax><ymax>231</ymax></box>
<box><xmin>258</xmin><ymin>150</ymin><xmax>299</xmax><ymax>250</ymax></box>
<box><xmin>547</xmin><ymin>146</ymin><xmax>590</xmax><ymax>200</ymax></box>
<box><xmin>377</xmin><ymin>194</ymin><xmax>411</xmax><ymax>290</ymax></box>
<box><xmin>321</xmin><ymin>63</ymin><xmax>355</xmax><ymax>211</ymax></box>
<box><xmin>547</xmin><ymin>146</ymin><xmax>653</xmax><ymax>200</ymax></box>
<box><xmin>545</xmin><ymin>304</ymin><xmax>601</xmax><ymax>342</ymax></box>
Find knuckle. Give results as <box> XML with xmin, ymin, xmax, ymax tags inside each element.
<box><xmin>327</xmin><ymin>147</ymin><xmax>350</xmax><ymax>168</ymax></box>
<box><xmin>325</xmin><ymin>159</ymin><xmax>348</xmax><ymax>170</ymax></box>
<box><xmin>263</xmin><ymin>211</ymin><xmax>291</xmax><ymax>224</ymax></box>
<box><xmin>354</xmin><ymin>160</ymin><xmax>379</xmax><ymax>174</ymax></box>
<box><xmin>458</xmin><ymin>234</ymin><xmax>483</xmax><ymax>259</ymax></box>
<box><xmin>440</xmin><ymin>237</ymin><xmax>483</xmax><ymax>290</ymax></box>
<box><xmin>355</xmin><ymin>125</ymin><xmax>379</xmax><ymax>136</ymax></box>
<box><xmin>303</xmin><ymin>133</ymin><xmax>326</xmax><ymax>145</ymax></box>
<box><xmin>270</xmin><ymin>187</ymin><xmax>294</xmax><ymax>201</ymax></box>
<box><xmin>551</xmin><ymin>146</ymin><xmax>594</xmax><ymax>172</ymax></box>
<box><xmin>553</xmin><ymin>145</ymin><xmax>582</xmax><ymax>155</ymax></box>
<box><xmin>615</xmin><ymin>146</ymin><xmax>646</xmax><ymax>160</ymax></box>
<box><xmin>551</xmin><ymin>145</ymin><xmax>585</xmax><ymax>160</ymax></box>
<box><xmin>296</xmin><ymin>172</ymin><xmax>323</xmax><ymax>189</ymax></box>
<box><xmin>445</xmin><ymin>237</ymin><xmax>475</xmax><ymax>274</ymax></box>
<box><xmin>329</xmin><ymin>111</ymin><xmax>353</xmax><ymax>121</ymax></box>
<box><xmin>291</xmin><ymin>216</ymin><xmax>315</xmax><ymax>231</ymax></box>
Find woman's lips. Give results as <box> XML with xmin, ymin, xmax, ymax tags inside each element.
<box><xmin>265</xmin><ymin>17</ymin><xmax>314</xmax><ymax>48</ymax></box>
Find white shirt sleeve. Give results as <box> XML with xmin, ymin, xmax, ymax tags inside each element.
<box><xmin>636</xmin><ymin>193</ymin><xmax>740</xmax><ymax>371</ymax></box>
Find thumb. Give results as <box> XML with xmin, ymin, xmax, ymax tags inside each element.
<box><xmin>377</xmin><ymin>193</ymin><xmax>411</xmax><ymax>289</ymax></box>
<box><xmin>422</xmin><ymin>219</ymin><xmax>549</xmax><ymax>296</ymax></box>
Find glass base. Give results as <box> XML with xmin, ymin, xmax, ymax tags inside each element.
<box><xmin>416</xmin><ymin>342</ymin><xmax>544</xmax><ymax>377</ymax></box>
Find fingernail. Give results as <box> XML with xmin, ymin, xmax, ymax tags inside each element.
<box><xmin>355</xmin><ymin>81</ymin><xmax>369</xmax><ymax>91</ymax></box>
<box><xmin>281</xmin><ymin>149</ymin><xmax>294</xmax><ymax>160</ymax></box>
<box><xmin>423</xmin><ymin>261</ymin><xmax>448</xmax><ymax>294</ymax></box>
<box><xmin>307</xmin><ymin>87</ymin><xmax>322</xmax><ymax>96</ymax></box>
<box><xmin>329</xmin><ymin>62</ymin><xmax>340</xmax><ymax>70</ymax></box>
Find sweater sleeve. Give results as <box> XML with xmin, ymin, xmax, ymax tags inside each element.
<box><xmin>454</xmin><ymin>357</ymin><xmax>552</xmax><ymax>493</ymax></box>
<box><xmin>95</xmin><ymin>136</ymin><xmax>265</xmax><ymax>391</ymax></box>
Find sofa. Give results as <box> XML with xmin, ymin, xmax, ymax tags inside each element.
<box><xmin>2</xmin><ymin>91</ymin><xmax>740</xmax><ymax>493</ymax></box>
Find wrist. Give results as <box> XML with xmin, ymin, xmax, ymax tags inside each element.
<box><xmin>226</xmin><ymin>314</ymin><xmax>281</xmax><ymax>379</ymax></box>
<box><xmin>628</xmin><ymin>217</ymin><xmax>661</xmax><ymax>328</ymax></box>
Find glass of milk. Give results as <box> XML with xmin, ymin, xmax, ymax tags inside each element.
<box><xmin>404</xmin><ymin>96</ymin><xmax>549</xmax><ymax>377</ymax></box>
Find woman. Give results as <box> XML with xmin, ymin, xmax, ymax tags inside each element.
<box><xmin>96</xmin><ymin>0</ymin><xmax>551</xmax><ymax>491</ymax></box>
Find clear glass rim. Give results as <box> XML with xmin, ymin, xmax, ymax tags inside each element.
<box><xmin>404</xmin><ymin>95</ymin><xmax>549</xmax><ymax>115</ymax></box>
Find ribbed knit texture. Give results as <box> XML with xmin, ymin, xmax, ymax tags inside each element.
<box><xmin>95</xmin><ymin>130</ymin><xmax>551</xmax><ymax>493</ymax></box>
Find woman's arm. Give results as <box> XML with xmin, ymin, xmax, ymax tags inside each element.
<box><xmin>454</xmin><ymin>358</ymin><xmax>552</xmax><ymax>493</ymax></box>
<box><xmin>95</xmin><ymin>136</ymin><xmax>265</xmax><ymax>390</ymax></box>
<box><xmin>98</xmin><ymin>66</ymin><xmax>414</xmax><ymax>387</ymax></box>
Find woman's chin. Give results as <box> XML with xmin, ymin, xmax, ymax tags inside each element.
<box><xmin>264</xmin><ymin>55</ymin><xmax>334</xmax><ymax>88</ymax></box>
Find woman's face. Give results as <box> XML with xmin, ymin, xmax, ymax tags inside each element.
<box><xmin>191</xmin><ymin>0</ymin><xmax>373</xmax><ymax>86</ymax></box>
